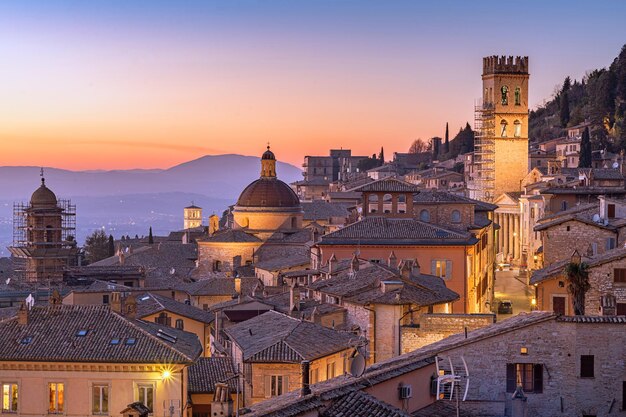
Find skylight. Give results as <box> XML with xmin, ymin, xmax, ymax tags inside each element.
<box><xmin>157</xmin><ymin>329</ymin><xmax>177</xmax><ymax>344</ymax></box>
<box><xmin>75</xmin><ymin>329</ymin><xmax>89</xmax><ymax>337</ymax></box>
<box><xmin>110</xmin><ymin>338</ymin><xmax>121</xmax><ymax>345</ymax></box>
<box><xmin>140</xmin><ymin>296</ymin><xmax>150</xmax><ymax>301</ymax></box>
<box><xmin>125</xmin><ymin>338</ymin><xmax>136</xmax><ymax>345</ymax></box>
<box><xmin>20</xmin><ymin>336</ymin><xmax>33</xmax><ymax>345</ymax></box>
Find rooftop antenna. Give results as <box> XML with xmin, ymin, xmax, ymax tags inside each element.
<box><xmin>435</xmin><ymin>355</ymin><xmax>470</xmax><ymax>417</ymax></box>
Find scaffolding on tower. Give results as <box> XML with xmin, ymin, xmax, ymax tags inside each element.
<box><xmin>469</xmin><ymin>99</ymin><xmax>496</xmax><ymax>202</ymax></box>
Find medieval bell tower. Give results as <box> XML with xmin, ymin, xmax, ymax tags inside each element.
<box><xmin>473</xmin><ymin>56</ymin><xmax>529</xmax><ymax>201</ymax></box>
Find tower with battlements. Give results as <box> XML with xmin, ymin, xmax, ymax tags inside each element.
<box><xmin>471</xmin><ymin>56</ymin><xmax>529</xmax><ymax>201</ymax></box>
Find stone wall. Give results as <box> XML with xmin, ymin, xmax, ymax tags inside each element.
<box><xmin>586</xmin><ymin>257</ymin><xmax>626</xmax><ymax>314</ymax></box>
<box><xmin>401</xmin><ymin>313</ymin><xmax>495</xmax><ymax>353</ymax></box>
<box><xmin>541</xmin><ymin>220</ymin><xmax>617</xmax><ymax>265</ymax></box>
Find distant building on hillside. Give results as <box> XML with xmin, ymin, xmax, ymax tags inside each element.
<box><xmin>184</xmin><ymin>203</ymin><xmax>203</xmax><ymax>229</ymax></box>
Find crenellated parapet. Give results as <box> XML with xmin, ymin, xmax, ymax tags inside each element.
<box><xmin>483</xmin><ymin>55</ymin><xmax>529</xmax><ymax>75</ymax></box>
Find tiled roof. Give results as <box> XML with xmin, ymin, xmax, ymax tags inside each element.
<box><xmin>136</xmin><ymin>292</ymin><xmax>214</xmax><ymax>323</ymax></box>
<box><xmin>319</xmin><ymin>217</ymin><xmax>476</xmax><ymax>246</ymax></box>
<box><xmin>188</xmin><ymin>357</ymin><xmax>237</xmax><ymax>393</ymax></box>
<box><xmin>556</xmin><ymin>315</ymin><xmax>626</xmax><ymax>323</ymax></box>
<box><xmin>224</xmin><ymin>311</ymin><xmax>357</xmax><ymax>362</ymax></box>
<box><xmin>533</xmin><ymin>202</ymin><xmax>626</xmax><ymax>232</ymax></box>
<box><xmin>183</xmin><ymin>277</ymin><xmax>262</xmax><ymax>296</ymax></box>
<box><xmin>541</xmin><ymin>186</ymin><xmax>626</xmax><ymax>195</ymax></box>
<box><xmin>321</xmin><ymin>390</ymin><xmax>409</xmax><ymax>417</ymax></box>
<box><xmin>302</xmin><ymin>201</ymin><xmax>352</xmax><ymax>221</ymax></box>
<box><xmin>413</xmin><ymin>401</ymin><xmax>482</xmax><ymax>417</ymax></box>
<box><xmin>530</xmin><ymin>247</ymin><xmax>626</xmax><ymax>284</ymax></box>
<box><xmin>0</xmin><ymin>305</ymin><xmax>201</xmax><ymax>363</ymax></box>
<box><xmin>413</xmin><ymin>191</ymin><xmax>498</xmax><ymax>211</ymax></box>
<box><xmin>200</xmin><ymin>229</ymin><xmax>262</xmax><ymax>243</ymax></box>
<box><xmin>355</xmin><ymin>178</ymin><xmax>419</xmax><ymax>193</ymax></box>
<box><xmin>255</xmin><ymin>255</ymin><xmax>310</xmax><ymax>272</ymax></box>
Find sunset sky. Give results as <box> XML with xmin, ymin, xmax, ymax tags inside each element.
<box><xmin>1</xmin><ymin>0</ymin><xmax>625</xmax><ymax>170</ymax></box>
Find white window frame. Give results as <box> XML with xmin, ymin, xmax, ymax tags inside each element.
<box><xmin>2</xmin><ymin>382</ymin><xmax>18</xmax><ymax>413</ymax></box>
<box><xmin>134</xmin><ymin>382</ymin><xmax>156</xmax><ymax>414</ymax></box>
<box><xmin>91</xmin><ymin>383</ymin><xmax>109</xmax><ymax>416</ymax></box>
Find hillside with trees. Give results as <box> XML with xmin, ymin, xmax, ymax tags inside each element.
<box><xmin>529</xmin><ymin>44</ymin><xmax>626</xmax><ymax>150</ymax></box>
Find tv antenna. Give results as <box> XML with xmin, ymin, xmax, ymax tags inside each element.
<box><xmin>435</xmin><ymin>355</ymin><xmax>470</xmax><ymax>417</ymax></box>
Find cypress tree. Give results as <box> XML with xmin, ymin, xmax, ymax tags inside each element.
<box><xmin>560</xmin><ymin>90</ymin><xmax>570</xmax><ymax>127</ymax></box>
<box><xmin>578</xmin><ymin>127</ymin><xmax>592</xmax><ymax>168</ymax></box>
<box><xmin>108</xmin><ymin>234</ymin><xmax>115</xmax><ymax>257</ymax></box>
<box><xmin>378</xmin><ymin>147</ymin><xmax>385</xmax><ymax>164</ymax></box>
<box><xmin>148</xmin><ymin>227</ymin><xmax>154</xmax><ymax>244</ymax></box>
<box><xmin>444</xmin><ymin>122</ymin><xmax>450</xmax><ymax>154</ymax></box>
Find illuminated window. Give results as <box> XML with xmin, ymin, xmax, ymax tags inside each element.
<box><xmin>136</xmin><ymin>384</ymin><xmax>154</xmax><ymax>412</ymax></box>
<box><xmin>326</xmin><ymin>362</ymin><xmax>336</xmax><ymax>379</ymax></box>
<box><xmin>434</xmin><ymin>260</ymin><xmax>448</xmax><ymax>279</ymax></box>
<box><xmin>2</xmin><ymin>383</ymin><xmax>18</xmax><ymax>413</ymax></box>
<box><xmin>500</xmin><ymin>120</ymin><xmax>508</xmax><ymax>137</ymax></box>
<box><xmin>514</xmin><ymin>120</ymin><xmax>521</xmax><ymax>138</ymax></box>
<box><xmin>48</xmin><ymin>382</ymin><xmax>64</xmax><ymax>414</ymax></box>
<box><xmin>506</xmin><ymin>363</ymin><xmax>543</xmax><ymax>393</ymax></box>
<box><xmin>92</xmin><ymin>384</ymin><xmax>109</xmax><ymax>415</ymax></box>
<box><xmin>175</xmin><ymin>319</ymin><xmax>184</xmax><ymax>330</ymax></box>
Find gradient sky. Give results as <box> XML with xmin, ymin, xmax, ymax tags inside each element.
<box><xmin>1</xmin><ymin>1</ymin><xmax>626</xmax><ymax>170</ymax></box>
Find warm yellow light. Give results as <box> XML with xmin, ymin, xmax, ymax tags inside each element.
<box><xmin>438</xmin><ymin>369</ymin><xmax>445</xmax><ymax>376</ymax></box>
<box><xmin>520</xmin><ymin>347</ymin><xmax>528</xmax><ymax>354</ymax></box>
<box><xmin>531</xmin><ymin>298</ymin><xmax>537</xmax><ymax>306</ymax></box>
<box><xmin>162</xmin><ymin>370</ymin><xmax>172</xmax><ymax>380</ymax></box>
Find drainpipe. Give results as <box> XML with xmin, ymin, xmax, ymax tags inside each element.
<box><xmin>362</xmin><ymin>304</ymin><xmax>376</xmax><ymax>363</ymax></box>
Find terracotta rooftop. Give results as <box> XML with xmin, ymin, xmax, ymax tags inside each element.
<box><xmin>354</xmin><ymin>177</ymin><xmax>419</xmax><ymax>193</ymax></box>
<box><xmin>321</xmin><ymin>390</ymin><xmax>409</xmax><ymax>417</ymax></box>
<box><xmin>200</xmin><ymin>229</ymin><xmax>262</xmax><ymax>243</ymax></box>
<box><xmin>301</xmin><ymin>201</ymin><xmax>352</xmax><ymax>221</ymax></box>
<box><xmin>183</xmin><ymin>277</ymin><xmax>262</xmax><ymax>297</ymax></box>
<box><xmin>0</xmin><ymin>305</ymin><xmax>202</xmax><ymax>363</ymax></box>
<box><xmin>188</xmin><ymin>357</ymin><xmax>237</xmax><ymax>393</ymax></box>
<box><xmin>413</xmin><ymin>190</ymin><xmax>497</xmax><ymax>211</ymax></box>
<box><xmin>224</xmin><ymin>310</ymin><xmax>358</xmax><ymax>363</ymax></box>
<box><xmin>136</xmin><ymin>292</ymin><xmax>214</xmax><ymax>323</ymax></box>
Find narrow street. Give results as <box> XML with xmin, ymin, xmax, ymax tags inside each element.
<box><xmin>493</xmin><ymin>268</ymin><xmax>534</xmax><ymax>321</ymax></box>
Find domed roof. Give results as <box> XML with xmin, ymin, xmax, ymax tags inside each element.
<box><xmin>236</xmin><ymin>178</ymin><xmax>300</xmax><ymax>209</ymax></box>
<box><xmin>30</xmin><ymin>179</ymin><xmax>58</xmax><ymax>207</ymax></box>
<box><xmin>262</xmin><ymin>146</ymin><xmax>275</xmax><ymax>160</ymax></box>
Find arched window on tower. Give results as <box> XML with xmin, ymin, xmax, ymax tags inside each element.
<box><xmin>515</xmin><ymin>87</ymin><xmax>521</xmax><ymax>106</ymax></box>
<box><xmin>398</xmin><ymin>194</ymin><xmax>406</xmax><ymax>214</ymax></box>
<box><xmin>419</xmin><ymin>209</ymin><xmax>430</xmax><ymax>223</ymax></box>
<box><xmin>45</xmin><ymin>225</ymin><xmax>53</xmax><ymax>243</ymax></box>
<box><xmin>500</xmin><ymin>120</ymin><xmax>508</xmax><ymax>138</ymax></box>
<box><xmin>368</xmin><ymin>194</ymin><xmax>378</xmax><ymax>213</ymax></box>
<box><xmin>383</xmin><ymin>194</ymin><xmax>392</xmax><ymax>213</ymax></box>
<box><xmin>514</xmin><ymin>120</ymin><xmax>522</xmax><ymax>138</ymax></box>
<box><xmin>501</xmin><ymin>85</ymin><xmax>509</xmax><ymax>105</ymax></box>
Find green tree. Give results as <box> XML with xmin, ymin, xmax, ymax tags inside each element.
<box><xmin>560</xmin><ymin>90</ymin><xmax>570</xmax><ymax>127</ymax></box>
<box><xmin>148</xmin><ymin>227</ymin><xmax>154</xmax><ymax>244</ymax></box>
<box><xmin>378</xmin><ymin>147</ymin><xmax>385</xmax><ymax>163</ymax></box>
<box><xmin>578</xmin><ymin>127</ymin><xmax>592</xmax><ymax>168</ymax></box>
<box><xmin>84</xmin><ymin>229</ymin><xmax>111</xmax><ymax>264</ymax></box>
<box><xmin>564</xmin><ymin>258</ymin><xmax>590</xmax><ymax>315</ymax></box>
<box><xmin>443</xmin><ymin>122</ymin><xmax>450</xmax><ymax>154</ymax></box>
<box><xmin>357</xmin><ymin>154</ymin><xmax>380</xmax><ymax>172</ymax></box>
<box><xmin>108</xmin><ymin>234</ymin><xmax>115</xmax><ymax>257</ymax></box>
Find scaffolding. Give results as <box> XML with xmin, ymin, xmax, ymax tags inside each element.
<box><xmin>469</xmin><ymin>99</ymin><xmax>496</xmax><ymax>202</ymax></box>
<box><xmin>10</xmin><ymin>199</ymin><xmax>77</xmax><ymax>282</ymax></box>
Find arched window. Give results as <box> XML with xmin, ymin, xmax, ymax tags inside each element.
<box><xmin>214</xmin><ymin>260</ymin><xmax>222</xmax><ymax>272</ymax></box>
<box><xmin>515</xmin><ymin>87</ymin><xmax>521</xmax><ymax>106</ymax></box>
<box><xmin>368</xmin><ymin>194</ymin><xmax>378</xmax><ymax>213</ymax></box>
<box><xmin>451</xmin><ymin>210</ymin><xmax>461</xmax><ymax>223</ymax></box>
<box><xmin>398</xmin><ymin>194</ymin><xmax>406</xmax><ymax>203</ymax></box>
<box><xmin>501</xmin><ymin>85</ymin><xmax>509</xmax><ymax>105</ymax></box>
<box><xmin>419</xmin><ymin>209</ymin><xmax>430</xmax><ymax>223</ymax></box>
<box><xmin>514</xmin><ymin>120</ymin><xmax>521</xmax><ymax>138</ymax></box>
<box><xmin>500</xmin><ymin>120</ymin><xmax>508</xmax><ymax>137</ymax></box>
<box><xmin>45</xmin><ymin>225</ymin><xmax>53</xmax><ymax>243</ymax></box>
<box><xmin>383</xmin><ymin>194</ymin><xmax>392</xmax><ymax>213</ymax></box>
<box><xmin>175</xmin><ymin>319</ymin><xmax>184</xmax><ymax>330</ymax></box>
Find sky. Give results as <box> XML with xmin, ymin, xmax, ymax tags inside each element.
<box><xmin>1</xmin><ymin>0</ymin><xmax>626</xmax><ymax>170</ymax></box>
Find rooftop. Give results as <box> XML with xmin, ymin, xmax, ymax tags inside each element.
<box><xmin>136</xmin><ymin>292</ymin><xmax>214</xmax><ymax>323</ymax></box>
<box><xmin>188</xmin><ymin>357</ymin><xmax>237</xmax><ymax>393</ymax></box>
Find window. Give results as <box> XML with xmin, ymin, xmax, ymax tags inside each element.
<box><xmin>561</xmin><ymin>201</ymin><xmax>568</xmax><ymax>211</ymax></box>
<box><xmin>92</xmin><ymin>384</ymin><xmax>109</xmax><ymax>415</ymax></box>
<box><xmin>614</xmin><ymin>268</ymin><xmax>626</xmax><ymax>283</ymax></box>
<box><xmin>48</xmin><ymin>382</ymin><xmax>64</xmax><ymax>414</ymax></box>
<box><xmin>617</xmin><ymin>303</ymin><xmax>626</xmax><ymax>315</ymax></box>
<box><xmin>451</xmin><ymin>210</ymin><xmax>461</xmax><ymax>223</ymax></box>
<box><xmin>175</xmin><ymin>319</ymin><xmax>184</xmax><ymax>330</ymax></box>
<box><xmin>432</xmin><ymin>260</ymin><xmax>452</xmax><ymax>280</ymax></box>
<box><xmin>102</xmin><ymin>295</ymin><xmax>109</xmax><ymax>305</ymax></box>
<box><xmin>155</xmin><ymin>312</ymin><xmax>171</xmax><ymax>326</ymax></box>
<box><xmin>326</xmin><ymin>362</ymin><xmax>336</xmax><ymax>379</ymax></box>
<box><xmin>309</xmin><ymin>368</ymin><xmax>319</xmax><ymax>384</ymax></box>
<box><xmin>566</xmin><ymin>226</ymin><xmax>570</xmax><ymax>232</ymax></box>
<box><xmin>515</xmin><ymin>87</ymin><xmax>521</xmax><ymax>105</ymax></box>
<box><xmin>500</xmin><ymin>120</ymin><xmax>508</xmax><ymax>137</ymax></box>
<box><xmin>608</xmin><ymin>204</ymin><xmax>616</xmax><ymax>219</ymax></box>
<box><xmin>606</xmin><ymin>237</ymin><xmax>616</xmax><ymax>250</ymax></box>
<box><xmin>2</xmin><ymin>383</ymin><xmax>18</xmax><ymax>413</ymax></box>
<box><xmin>580</xmin><ymin>355</ymin><xmax>594</xmax><ymax>378</ymax></box>
<box><xmin>501</xmin><ymin>85</ymin><xmax>509</xmax><ymax>105</ymax></box>
<box><xmin>592</xmin><ymin>242</ymin><xmax>598</xmax><ymax>256</ymax></box>
<box><xmin>137</xmin><ymin>384</ymin><xmax>154</xmax><ymax>412</ymax></box>
<box><xmin>265</xmin><ymin>375</ymin><xmax>288</xmax><ymax>398</ymax></box>
<box><xmin>506</xmin><ymin>364</ymin><xmax>542</xmax><ymax>393</ymax></box>
<box><xmin>368</xmin><ymin>194</ymin><xmax>378</xmax><ymax>213</ymax></box>
<box><xmin>514</xmin><ymin>120</ymin><xmax>521</xmax><ymax>138</ymax></box>
<box><xmin>419</xmin><ymin>209</ymin><xmax>430</xmax><ymax>222</ymax></box>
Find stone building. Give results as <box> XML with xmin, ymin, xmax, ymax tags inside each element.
<box><xmin>8</xmin><ymin>177</ymin><xmax>78</xmax><ymax>283</ymax></box>
<box><xmin>184</xmin><ymin>203</ymin><xmax>203</xmax><ymax>229</ymax></box>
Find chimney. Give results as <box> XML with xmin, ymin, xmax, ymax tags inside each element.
<box><xmin>118</xmin><ymin>252</ymin><xmax>125</xmax><ymax>265</ymax></box>
<box><xmin>290</xmin><ymin>282</ymin><xmax>301</xmax><ymax>312</ymax></box>
<box><xmin>234</xmin><ymin>277</ymin><xmax>241</xmax><ymax>295</ymax></box>
<box><xmin>411</xmin><ymin>259</ymin><xmax>420</xmax><ymax>276</ymax></box>
<box><xmin>125</xmin><ymin>295</ymin><xmax>137</xmax><ymax>319</ymax></box>
<box><xmin>211</xmin><ymin>383</ymin><xmax>234</xmax><ymax>417</ymax></box>
<box><xmin>17</xmin><ymin>302</ymin><xmax>28</xmax><ymax>325</ymax></box>
<box><xmin>300</xmin><ymin>361</ymin><xmax>311</xmax><ymax>397</ymax></box>
<box><xmin>388</xmin><ymin>251</ymin><xmax>398</xmax><ymax>269</ymax></box>
<box><xmin>350</xmin><ymin>254</ymin><xmax>359</xmax><ymax>273</ymax></box>
<box><xmin>399</xmin><ymin>260</ymin><xmax>412</xmax><ymax>279</ymax></box>
<box><xmin>328</xmin><ymin>253</ymin><xmax>338</xmax><ymax>275</ymax></box>
<box><xmin>111</xmin><ymin>292</ymin><xmax>122</xmax><ymax>313</ymax></box>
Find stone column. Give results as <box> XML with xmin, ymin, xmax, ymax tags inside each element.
<box><xmin>503</xmin><ymin>213</ymin><xmax>509</xmax><ymax>258</ymax></box>
<box><xmin>514</xmin><ymin>214</ymin><xmax>520</xmax><ymax>261</ymax></box>
<box><xmin>508</xmin><ymin>213</ymin><xmax>514</xmax><ymax>261</ymax></box>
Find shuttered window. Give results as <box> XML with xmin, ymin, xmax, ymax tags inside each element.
<box><xmin>615</xmin><ymin>269</ymin><xmax>626</xmax><ymax>283</ymax></box>
<box><xmin>431</xmin><ymin>260</ymin><xmax>452</xmax><ymax>280</ymax></box>
<box><xmin>580</xmin><ymin>355</ymin><xmax>594</xmax><ymax>378</ymax></box>
<box><xmin>506</xmin><ymin>363</ymin><xmax>543</xmax><ymax>393</ymax></box>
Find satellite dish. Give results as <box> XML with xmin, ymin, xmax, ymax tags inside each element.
<box><xmin>613</xmin><ymin>162</ymin><xmax>620</xmax><ymax>169</ymax></box>
<box><xmin>349</xmin><ymin>351</ymin><xmax>366</xmax><ymax>377</ymax></box>
<box><xmin>592</xmin><ymin>214</ymin><xmax>601</xmax><ymax>223</ymax></box>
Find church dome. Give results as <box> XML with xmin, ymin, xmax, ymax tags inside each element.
<box><xmin>30</xmin><ymin>179</ymin><xmax>58</xmax><ymax>207</ymax></box>
<box><xmin>236</xmin><ymin>178</ymin><xmax>300</xmax><ymax>209</ymax></box>
<box><xmin>262</xmin><ymin>146</ymin><xmax>275</xmax><ymax>160</ymax></box>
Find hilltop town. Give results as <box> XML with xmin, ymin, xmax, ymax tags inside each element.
<box><xmin>2</xmin><ymin>48</ymin><xmax>626</xmax><ymax>417</ymax></box>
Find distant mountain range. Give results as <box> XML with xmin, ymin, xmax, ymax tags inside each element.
<box><xmin>0</xmin><ymin>154</ymin><xmax>302</xmax><ymax>255</ymax></box>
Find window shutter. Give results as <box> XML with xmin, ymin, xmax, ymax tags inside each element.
<box><xmin>283</xmin><ymin>376</ymin><xmax>289</xmax><ymax>394</ymax></box>
<box><xmin>431</xmin><ymin>260</ymin><xmax>437</xmax><ymax>275</ymax></box>
<box><xmin>445</xmin><ymin>261</ymin><xmax>452</xmax><ymax>280</ymax></box>
<box><xmin>533</xmin><ymin>364</ymin><xmax>543</xmax><ymax>393</ymax></box>
<box><xmin>264</xmin><ymin>375</ymin><xmax>272</xmax><ymax>398</ymax></box>
<box><xmin>506</xmin><ymin>364</ymin><xmax>516</xmax><ymax>393</ymax></box>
